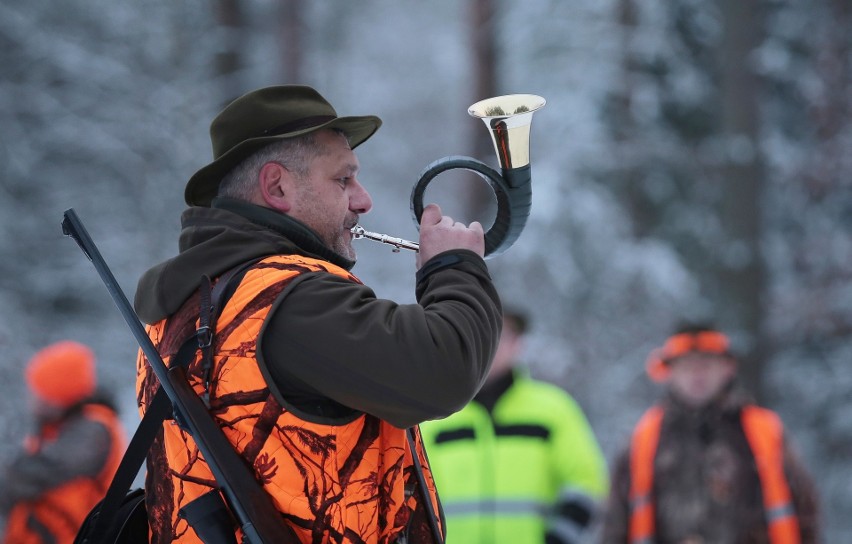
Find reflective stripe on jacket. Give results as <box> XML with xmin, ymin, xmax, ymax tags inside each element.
<box><xmin>627</xmin><ymin>404</ymin><xmax>801</xmax><ymax>544</ymax></box>
<box><xmin>421</xmin><ymin>373</ymin><xmax>608</xmax><ymax>544</ymax></box>
<box><xmin>2</xmin><ymin>404</ymin><xmax>125</xmax><ymax>544</ymax></box>
<box><xmin>136</xmin><ymin>254</ymin><xmax>443</xmax><ymax>544</ymax></box>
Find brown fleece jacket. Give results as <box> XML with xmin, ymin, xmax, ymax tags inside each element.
<box><xmin>134</xmin><ymin>198</ymin><xmax>502</xmax><ymax>429</ymax></box>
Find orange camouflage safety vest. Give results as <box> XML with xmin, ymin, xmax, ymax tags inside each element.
<box><xmin>628</xmin><ymin>405</ymin><xmax>801</xmax><ymax>544</ymax></box>
<box><xmin>136</xmin><ymin>254</ymin><xmax>443</xmax><ymax>544</ymax></box>
<box><xmin>2</xmin><ymin>404</ymin><xmax>125</xmax><ymax>544</ymax></box>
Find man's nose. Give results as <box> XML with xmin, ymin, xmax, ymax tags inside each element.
<box><xmin>350</xmin><ymin>179</ymin><xmax>373</xmax><ymax>214</ymax></box>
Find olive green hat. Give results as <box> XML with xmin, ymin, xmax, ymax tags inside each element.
<box><xmin>184</xmin><ymin>85</ymin><xmax>382</xmax><ymax>206</ymax></box>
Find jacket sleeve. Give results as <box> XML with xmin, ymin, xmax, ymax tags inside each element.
<box><xmin>0</xmin><ymin>416</ymin><xmax>112</xmax><ymax>512</ymax></box>
<box><xmin>545</xmin><ymin>394</ymin><xmax>610</xmax><ymax>544</ymax></box>
<box><xmin>597</xmin><ymin>447</ymin><xmax>631</xmax><ymax>544</ymax></box>
<box><xmin>259</xmin><ymin>250</ymin><xmax>502</xmax><ymax>428</ymax></box>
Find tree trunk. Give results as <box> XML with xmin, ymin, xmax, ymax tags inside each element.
<box><xmin>612</xmin><ymin>0</ymin><xmax>652</xmax><ymax>237</ymax></box>
<box><xmin>466</xmin><ymin>0</ymin><xmax>499</xmax><ymax>224</ymax></box>
<box><xmin>214</xmin><ymin>0</ymin><xmax>246</xmax><ymax>106</ymax></box>
<box><xmin>716</xmin><ymin>0</ymin><xmax>766</xmax><ymax>399</ymax></box>
<box><xmin>277</xmin><ymin>0</ymin><xmax>304</xmax><ymax>83</ymax></box>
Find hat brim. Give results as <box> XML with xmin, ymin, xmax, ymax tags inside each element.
<box><xmin>184</xmin><ymin>115</ymin><xmax>381</xmax><ymax>207</ymax></box>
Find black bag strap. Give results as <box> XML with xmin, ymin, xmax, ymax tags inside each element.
<box><xmin>406</xmin><ymin>427</ymin><xmax>445</xmax><ymax>544</ymax></box>
<box><xmin>83</xmin><ymin>259</ymin><xmax>262</xmax><ymax>543</ymax></box>
<box><xmin>195</xmin><ymin>258</ymin><xmax>263</xmax><ymax>409</ymax></box>
<box><xmin>197</xmin><ymin>275</ymin><xmax>215</xmax><ymax>408</ymax></box>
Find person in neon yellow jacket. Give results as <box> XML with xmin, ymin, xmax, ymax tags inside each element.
<box><xmin>421</xmin><ymin>309</ymin><xmax>609</xmax><ymax>544</ymax></box>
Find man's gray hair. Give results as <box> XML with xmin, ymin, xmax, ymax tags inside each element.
<box><xmin>218</xmin><ymin>132</ymin><xmax>325</xmax><ymax>201</ymax></box>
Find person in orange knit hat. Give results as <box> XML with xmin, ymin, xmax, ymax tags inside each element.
<box><xmin>0</xmin><ymin>341</ymin><xmax>127</xmax><ymax>544</ymax></box>
<box><xmin>599</xmin><ymin>323</ymin><xmax>820</xmax><ymax>544</ymax></box>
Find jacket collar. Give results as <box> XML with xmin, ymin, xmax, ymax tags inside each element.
<box><xmin>474</xmin><ymin>369</ymin><xmax>516</xmax><ymax>413</ymax></box>
<box><xmin>211</xmin><ymin>198</ymin><xmax>355</xmax><ymax>271</ymax></box>
<box><xmin>135</xmin><ymin>199</ymin><xmax>354</xmax><ymax>324</ymax></box>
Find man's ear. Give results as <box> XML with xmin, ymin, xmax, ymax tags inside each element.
<box><xmin>259</xmin><ymin>162</ymin><xmax>293</xmax><ymax>212</ymax></box>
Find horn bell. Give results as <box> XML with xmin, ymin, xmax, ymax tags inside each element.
<box><xmin>468</xmin><ymin>94</ymin><xmax>546</xmax><ymax>171</ymax></box>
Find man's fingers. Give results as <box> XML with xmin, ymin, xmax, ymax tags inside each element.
<box><xmin>415</xmin><ymin>207</ymin><xmax>487</xmax><ymax>267</ymax></box>
<box><xmin>420</xmin><ymin>204</ymin><xmax>443</xmax><ymax>227</ymax></box>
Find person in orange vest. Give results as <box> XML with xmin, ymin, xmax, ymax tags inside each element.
<box><xmin>599</xmin><ymin>323</ymin><xmax>819</xmax><ymax>544</ymax></box>
<box><xmin>0</xmin><ymin>341</ymin><xmax>126</xmax><ymax>544</ymax></box>
<box><xmin>132</xmin><ymin>85</ymin><xmax>501</xmax><ymax>543</ymax></box>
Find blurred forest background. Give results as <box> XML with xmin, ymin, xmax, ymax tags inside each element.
<box><xmin>1</xmin><ymin>0</ymin><xmax>850</xmax><ymax>540</ymax></box>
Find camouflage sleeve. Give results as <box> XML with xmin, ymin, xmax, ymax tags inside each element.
<box><xmin>545</xmin><ymin>392</ymin><xmax>610</xmax><ymax>544</ymax></box>
<box><xmin>0</xmin><ymin>416</ymin><xmax>111</xmax><ymax>511</ymax></box>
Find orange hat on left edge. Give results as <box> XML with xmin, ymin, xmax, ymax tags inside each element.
<box><xmin>25</xmin><ymin>340</ymin><xmax>96</xmax><ymax>408</ymax></box>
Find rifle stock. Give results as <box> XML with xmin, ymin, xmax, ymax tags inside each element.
<box><xmin>61</xmin><ymin>208</ymin><xmax>298</xmax><ymax>544</ymax></box>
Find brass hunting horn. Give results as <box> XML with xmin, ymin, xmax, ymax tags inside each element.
<box><xmin>352</xmin><ymin>93</ymin><xmax>546</xmax><ymax>258</ymax></box>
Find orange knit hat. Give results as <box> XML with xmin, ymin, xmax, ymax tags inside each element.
<box><xmin>25</xmin><ymin>340</ymin><xmax>96</xmax><ymax>408</ymax></box>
